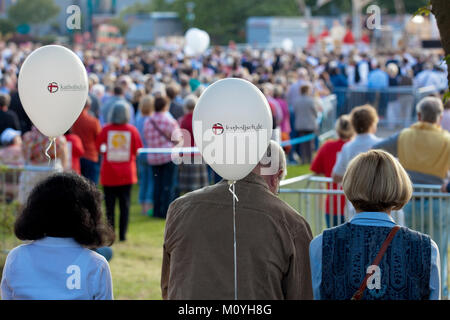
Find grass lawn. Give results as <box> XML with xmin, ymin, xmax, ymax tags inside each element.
<box><xmin>108</xmin><ymin>197</ymin><xmax>166</xmax><ymax>300</ymax></box>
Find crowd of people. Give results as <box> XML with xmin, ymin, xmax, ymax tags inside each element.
<box><xmin>0</xmin><ymin>39</ymin><xmax>449</xmax><ymax>300</ymax></box>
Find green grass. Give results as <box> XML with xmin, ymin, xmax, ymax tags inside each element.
<box><xmin>284</xmin><ymin>163</ymin><xmax>311</xmax><ymax>179</ymax></box>
<box><xmin>108</xmin><ymin>195</ymin><xmax>166</xmax><ymax>300</ymax></box>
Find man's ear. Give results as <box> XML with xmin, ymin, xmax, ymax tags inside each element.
<box><xmin>277</xmin><ymin>169</ymin><xmax>284</xmax><ymax>182</ymax></box>
<box><xmin>272</xmin><ymin>169</ymin><xmax>283</xmax><ymax>188</ymax></box>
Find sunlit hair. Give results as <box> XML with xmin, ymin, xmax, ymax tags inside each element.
<box><xmin>416</xmin><ymin>96</ymin><xmax>443</xmax><ymax>123</ymax></box>
<box><xmin>349</xmin><ymin>104</ymin><xmax>378</xmax><ymax>134</ymax></box>
<box><xmin>138</xmin><ymin>95</ymin><xmax>154</xmax><ymax>116</ymax></box>
<box><xmin>335</xmin><ymin>114</ymin><xmax>354</xmax><ymax>140</ymax></box>
<box><xmin>342</xmin><ymin>150</ymin><xmax>412</xmax><ymax>212</ymax></box>
<box><xmin>183</xmin><ymin>94</ymin><xmax>198</xmax><ymax>112</ymax></box>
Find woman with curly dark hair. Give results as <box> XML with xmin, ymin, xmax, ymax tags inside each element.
<box><xmin>0</xmin><ymin>172</ymin><xmax>115</xmax><ymax>300</ymax></box>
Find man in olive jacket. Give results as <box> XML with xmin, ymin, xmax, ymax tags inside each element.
<box><xmin>161</xmin><ymin>141</ymin><xmax>313</xmax><ymax>300</ymax></box>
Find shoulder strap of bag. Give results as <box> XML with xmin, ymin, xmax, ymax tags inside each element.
<box><xmin>149</xmin><ymin>117</ymin><xmax>173</xmax><ymax>143</ymax></box>
<box><xmin>351</xmin><ymin>225</ymin><xmax>401</xmax><ymax>300</ymax></box>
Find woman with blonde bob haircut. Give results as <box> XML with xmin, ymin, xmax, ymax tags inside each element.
<box><xmin>342</xmin><ymin>149</ymin><xmax>412</xmax><ymax>212</ymax></box>
<box><xmin>309</xmin><ymin>150</ymin><xmax>441</xmax><ymax>300</ymax></box>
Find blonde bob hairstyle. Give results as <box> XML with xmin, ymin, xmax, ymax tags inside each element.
<box><xmin>342</xmin><ymin>150</ymin><xmax>412</xmax><ymax>212</ymax></box>
<box><xmin>138</xmin><ymin>95</ymin><xmax>154</xmax><ymax>116</ymax></box>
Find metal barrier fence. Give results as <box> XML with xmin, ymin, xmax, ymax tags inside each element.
<box><xmin>333</xmin><ymin>86</ymin><xmax>440</xmax><ymax>128</ymax></box>
<box><xmin>138</xmin><ymin>94</ymin><xmax>338</xmax><ymax>157</ymax></box>
<box><xmin>279</xmin><ymin>174</ymin><xmax>450</xmax><ymax>298</ymax></box>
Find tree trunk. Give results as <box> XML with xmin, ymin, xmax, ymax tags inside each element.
<box><xmin>394</xmin><ymin>0</ymin><xmax>405</xmax><ymax>15</ymax></box>
<box><xmin>431</xmin><ymin>0</ymin><xmax>450</xmax><ymax>89</ymax></box>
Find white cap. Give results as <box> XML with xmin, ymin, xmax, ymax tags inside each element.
<box><xmin>1</xmin><ymin>128</ymin><xmax>20</xmax><ymax>145</ymax></box>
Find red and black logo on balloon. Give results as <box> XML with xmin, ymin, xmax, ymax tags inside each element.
<box><xmin>212</xmin><ymin>123</ymin><xmax>224</xmax><ymax>135</ymax></box>
<box><xmin>47</xmin><ymin>82</ymin><xmax>59</xmax><ymax>93</ymax></box>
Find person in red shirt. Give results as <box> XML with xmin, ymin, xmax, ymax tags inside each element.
<box><xmin>310</xmin><ymin>115</ymin><xmax>354</xmax><ymax>227</ymax></box>
<box><xmin>307</xmin><ymin>31</ymin><xmax>316</xmax><ymax>50</ymax></box>
<box><xmin>343</xmin><ymin>28</ymin><xmax>355</xmax><ymax>44</ymax></box>
<box><xmin>96</xmin><ymin>102</ymin><xmax>143</xmax><ymax>241</ymax></box>
<box><xmin>319</xmin><ymin>26</ymin><xmax>330</xmax><ymax>39</ymax></box>
<box><xmin>72</xmin><ymin>97</ymin><xmax>102</xmax><ymax>184</ymax></box>
<box><xmin>64</xmin><ymin>129</ymin><xmax>85</xmax><ymax>174</ymax></box>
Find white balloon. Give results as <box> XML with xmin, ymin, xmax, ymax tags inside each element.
<box><xmin>193</xmin><ymin>78</ymin><xmax>273</xmax><ymax>181</ymax></box>
<box><xmin>18</xmin><ymin>45</ymin><xmax>88</xmax><ymax>137</ymax></box>
<box><xmin>183</xmin><ymin>45</ymin><xmax>195</xmax><ymax>57</ymax></box>
<box><xmin>185</xmin><ymin>28</ymin><xmax>210</xmax><ymax>55</ymax></box>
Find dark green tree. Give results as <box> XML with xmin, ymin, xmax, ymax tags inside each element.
<box><xmin>126</xmin><ymin>0</ymin><xmax>300</xmax><ymax>44</ymax></box>
<box><xmin>307</xmin><ymin>0</ymin><xmax>429</xmax><ymax>15</ymax></box>
<box><xmin>126</xmin><ymin>0</ymin><xmax>431</xmax><ymax>44</ymax></box>
<box><xmin>8</xmin><ymin>0</ymin><xmax>60</xmax><ymax>35</ymax></box>
<box><xmin>0</xmin><ymin>18</ymin><xmax>15</xmax><ymax>36</ymax></box>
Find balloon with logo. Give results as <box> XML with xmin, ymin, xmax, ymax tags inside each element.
<box><xmin>18</xmin><ymin>45</ymin><xmax>88</xmax><ymax>138</ymax></box>
<box><xmin>193</xmin><ymin>78</ymin><xmax>273</xmax><ymax>181</ymax></box>
<box><xmin>185</xmin><ymin>28</ymin><xmax>210</xmax><ymax>55</ymax></box>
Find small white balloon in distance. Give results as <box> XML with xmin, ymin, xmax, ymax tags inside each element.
<box><xmin>184</xmin><ymin>45</ymin><xmax>196</xmax><ymax>57</ymax></box>
<box><xmin>18</xmin><ymin>45</ymin><xmax>88</xmax><ymax>137</ymax></box>
<box><xmin>192</xmin><ymin>78</ymin><xmax>273</xmax><ymax>181</ymax></box>
<box><xmin>185</xmin><ymin>28</ymin><xmax>210</xmax><ymax>55</ymax></box>
<box><xmin>281</xmin><ymin>38</ymin><xmax>294</xmax><ymax>52</ymax></box>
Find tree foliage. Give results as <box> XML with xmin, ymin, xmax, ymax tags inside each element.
<box><xmin>307</xmin><ymin>0</ymin><xmax>429</xmax><ymax>15</ymax></box>
<box><xmin>123</xmin><ymin>0</ymin><xmax>431</xmax><ymax>44</ymax></box>
<box><xmin>8</xmin><ymin>0</ymin><xmax>60</xmax><ymax>26</ymax></box>
<box><xmin>429</xmin><ymin>0</ymin><xmax>450</xmax><ymax>98</ymax></box>
<box><xmin>126</xmin><ymin>0</ymin><xmax>300</xmax><ymax>44</ymax></box>
<box><xmin>0</xmin><ymin>18</ymin><xmax>15</xmax><ymax>35</ymax></box>
<box><xmin>109</xmin><ymin>17</ymin><xmax>130</xmax><ymax>36</ymax></box>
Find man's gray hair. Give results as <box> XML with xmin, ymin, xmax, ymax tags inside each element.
<box><xmin>84</xmin><ymin>95</ymin><xmax>92</xmax><ymax>108</ymax></box>
<box><xmin>110</xmin><ymin>101</ymin><xmax>130</xmax><ymax>125</ymax></box>
<box><xmin>183</xmin><ymin>94</ymin><xmax>198</xmax><ymax>112</ymax></box>
<box><xmin>259</xmin><ymin>140</ymin><xmax>287</xmax><ymax>179</ymax></box>
<box><xmin>416</xmin><ymin>96</ymin><xmax>443</xmax><ymax>123</ymax></box>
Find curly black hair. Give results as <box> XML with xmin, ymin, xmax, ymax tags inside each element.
<box><xmin>14</xmin><ymin>172</ymin><xmax>115</xmax><ymax>248</ymax></box>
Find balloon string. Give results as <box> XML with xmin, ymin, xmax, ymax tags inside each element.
<box><xmin>53</xmin><ymin>137</ymin><xmax>57</xmax><ymax>166</ymax></box>
<box><xmin>228</xmin><ymin>180</ymin><xmax>239</xmax><ymax>300</ymax></box>
<box><xmin>44</xmin><ymin>137</ymin><xmax>57</xmax><ymax>167</ymax></box>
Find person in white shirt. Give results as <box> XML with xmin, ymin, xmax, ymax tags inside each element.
<box><xmin>414</xmin><ymin>63</ymin><xmax>446</xmax><ymax>91</ymax></box>
<box><xmin>332</xmin><ymin>104</ymin><xmax>381</xmax><ymax>183</ymax></box>
<box><xmin>1</xmin><ymin>172</ymin><xmax>115</xmax><ymax>300</ymax></box>
<box><xmin>355</xmin><ymin>54</ymin><xmax>370</xmax><ymax>87</ymax></box>
<box><xmin>331</xmin><ymin>104</ymin><xmax>403</xmax><ymax>222</ymax></box>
